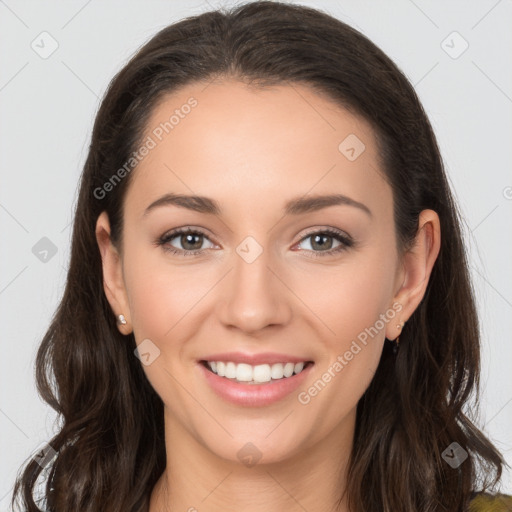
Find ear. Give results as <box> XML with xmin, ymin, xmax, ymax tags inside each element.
<box><xmin>386</xmin><ymin>209</ymin><xmax>441</xmax><ymax>340</ymax></box>
<box><xmin>95</xmin><ymin>211</ymin><xmax>132</xmax><ymax>335</ymax></box>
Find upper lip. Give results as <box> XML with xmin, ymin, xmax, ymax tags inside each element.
<box><xmin>199</xmin><ymin>352</ymin><xmax>313</xmax><ymax>366</ymax></box>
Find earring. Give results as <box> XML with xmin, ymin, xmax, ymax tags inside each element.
<box><xmin>117</xmin><ymin>314</ymin><xmax>127</xmax><ymax>326</ymax></box>
<box><xmin>394</xmin><ymin>321</ymin><xmax>405</xmax><ymax>355</ymax></box>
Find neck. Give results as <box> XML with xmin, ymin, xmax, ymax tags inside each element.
<box><xmin>150</xmin><ymin>408</ymin><xmax>355</xmax><ymax>512</ymax></box>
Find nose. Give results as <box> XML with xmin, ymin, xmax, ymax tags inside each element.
<box><xmin>217</xmin><ymin>244</ymin><xmax>292</xmax><ymax>334</ymax></box>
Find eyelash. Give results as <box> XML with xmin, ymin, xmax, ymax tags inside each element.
<box><xmin>155</xmin><ymin>227</ymin><xmax>354</xmax><ymax>259</ymax></box>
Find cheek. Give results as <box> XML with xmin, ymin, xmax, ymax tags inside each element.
<box><xmin>295</xmin><ymin>262</ymin><xmax>394</xmax><ymax>426</ymax></box>
<box><xmin>290</xmin><ymin>249</ymin><xmax>395</xmax><ymax>400</ymax></box>
<box><xmin>287</xmin><ymin>252</ymin><xmax>396</xmax><ymax>345</ymax></box>
<box><xmin>122</xmin><ymin>242</ymin><xmax>221</xmax><ymax>361</ymax></box>
<box><xmin>122</xmin><ymin>248</ymin><xmax>211</xmax><ymax>404</ymax></box>
<box><xmin>125</xmin><ymin>259</ymin><xmax>204</xmax><ymax>341</ymax></box>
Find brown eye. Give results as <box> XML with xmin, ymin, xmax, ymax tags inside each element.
<box><xmin>177</xmin><ymin>232</ymin><xmax>204</xmax><ymax>251</ymax></box>
<box><xmin>157</xmin><ymin>228</ymin><xmax>215</xmax><ymax>256</ymax></box>
<box><xmin>296</xmin><ymin>229</ymin><xmax>354</xmax><ymax>258</ymax></box>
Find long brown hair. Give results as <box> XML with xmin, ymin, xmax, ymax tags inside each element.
<box><xmin>12</xmin><ymin>2</ymin><xmax>506</xmax><ymax>511</ymax></box>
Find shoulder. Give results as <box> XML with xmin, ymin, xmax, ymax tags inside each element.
<box><xmin>469</xmin><ymin>492</ymin><xmax>512</xmax><ymax>511</ymax></box>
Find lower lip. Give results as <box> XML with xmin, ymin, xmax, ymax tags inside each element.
<box><xmin>198</xmin><ymin>362</ymin><xmax>314</xmax><ymax>407</ymax></box>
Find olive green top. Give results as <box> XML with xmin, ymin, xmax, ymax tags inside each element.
<box><xmin>469</xmin><ymin>492</ymin><xmax>512</xmax><ymax>511</ymax></box>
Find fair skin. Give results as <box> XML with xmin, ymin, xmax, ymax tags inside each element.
<box><xmin>96</xmin><ymin>79</ymin><xmax>440</xmax><ymax>512</ymax></box>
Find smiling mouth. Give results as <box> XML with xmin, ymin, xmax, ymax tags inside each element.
<box><xmin>200</xmin><ymin>360</ymin><xmax>314</xmax><ymax>385</ymax></box>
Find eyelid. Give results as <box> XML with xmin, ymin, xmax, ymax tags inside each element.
<box><xmin>295</xmin><ymin>226</ymin><xmax>352</xmax><ymax>244</ymax></box>
<box><xmin>158</xmin><ymin>226</ymin><xmax>216</xmax><ymax>242</ymax></box>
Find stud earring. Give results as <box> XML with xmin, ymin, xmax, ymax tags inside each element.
<box><xmin>117</xmin><ymin>314</ymin><xmax>127</xmax><ymax>326</ymax></box>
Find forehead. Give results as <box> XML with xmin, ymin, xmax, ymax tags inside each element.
<box><xmin>125</xmin><ymin>79</ymin><xmax>390</xmax><ymax>219</ymax></box>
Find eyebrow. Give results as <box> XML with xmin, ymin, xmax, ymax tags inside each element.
<box><xmin>143</xmin><ymin>192</ymin><xmax>372</xmax><ymax>218</ymax></box>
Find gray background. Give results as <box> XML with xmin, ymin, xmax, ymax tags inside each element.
<box><xmin>1</xmin><ymin>0</ymin><xmax>511</xmax><ymax>506</ymax></box>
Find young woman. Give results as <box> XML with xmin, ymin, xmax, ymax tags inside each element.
<box><xmin>12</xmin><ymin>2</ymin><xmax>510</xmax><ymax>511</ymax></box>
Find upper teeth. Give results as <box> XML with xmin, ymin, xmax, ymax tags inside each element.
<box><xmin>207</xmin><ymin>361</ymin><xmax>307</xmax><ymax>383</ymax></box>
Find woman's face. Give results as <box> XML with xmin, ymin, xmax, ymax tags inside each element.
<box><xmin>100</xmin><ymin>79</ymin><xmax>409</xmax><ymax>465</ymax></box>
